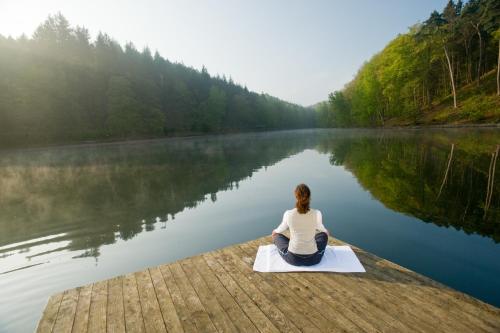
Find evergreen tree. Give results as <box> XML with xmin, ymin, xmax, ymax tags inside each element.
<box><xmin>0</xmin><ymin>14</ymin><xmax>314</xmax><ymax>147</ymax></box>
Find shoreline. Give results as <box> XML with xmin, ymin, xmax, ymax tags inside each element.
<box><xmin>0</xmin><ymin>128</ymin><xmax>308</xmax><ymax>153</ymax></box>
<box><xmin>380</xmin><ymin>123</ymin><xmax>500</xmax><ymax>130</ymax></box>
<box><xmin>1</xmin><ymin>124</ymin><xmax>498</xmax><ymax>152</ymax></box>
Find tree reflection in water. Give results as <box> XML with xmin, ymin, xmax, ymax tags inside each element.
<box><xmin>0</xmin><ymin>131</ymin><xmax>318</xmax><ymax>260</ymax></box>
<box><xmin>318</xmin><ymin>129</ymin><xmax>500</xmax><ymax>242</ymax></box>
<box><xmin>0</xmin><ymin>128</ymin><xmax>498</xmax><ymax>266</ymax></box>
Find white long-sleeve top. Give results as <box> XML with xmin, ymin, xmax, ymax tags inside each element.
<box><xmin>273</xmin><ymin>208</ymin><xmax>328</xmax><ymax>255</ymax></box>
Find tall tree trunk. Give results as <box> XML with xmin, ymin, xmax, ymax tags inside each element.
<box><xmin>467</xmin><ymin>39</ymin><xmax>472</xmax><ymax>83</ymax></box>
<box><xmin>438</xmin><ymin>143</ymin><xmax>455</xmax><ymax>200</ymax></box>
<box><xmin>443</xmin><ymin>45</ymin><xmax>457</xmax><ymax>109</ymax></box>
<box><xmin>462</xmin><ymin>162</ymin><xmax>473</xmax><ymax>221</ymax></box>
<box><xmin>469</xmin><ymin>55</ymin><xmax>473</xmax><ymax>83</ymax></box>
<box><xmin>464</xmin><ymin>39</ymin><xmax>472</xmax><ymax>84</ymax></box>
<box><xmin>484</xmin><ymin>145</ymin><xmax>499</xmax><ymax>218</ymax></box>
<box><xmin>413</xmin><ymin>86</ymin><xmax>418</xmax><ymax>121</ymax></box>
<box><xmin>497</xmin><ymin>39</ymin><xmax>500</xmax><ymax>96</ymax></box>
<box><xmin>472</xmin><ymin>22</ymin><xmax>482</xmax><ymax>86</ymax></box>
<box><xmin>413</xmin><ymin>86</ymin><xmax>418</xmax><ymax>108</ymax></box>
<box><xmin>377</xmin><ymin>106</ymin><xmax>385</xmax><ymax>126</ymax></box>
<box><xmin>421</xmin><ymin>83</ymin><xmax>425</xmax><ymax>108</ymax></box>
<box><xmin>441</xmin><ymin>59</ymin><xmax>448</xmax><ymax>96</ymax></box>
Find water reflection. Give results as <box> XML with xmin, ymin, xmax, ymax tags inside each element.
<box><xmin>317</xmin><ymin>129</ymin><xmax>500</xmax><ymax>242</ymax></box>
<box><xmin>0</xmin><ymin>129</ymin><xmax>498</xmax><ymax>267</ymax></box>
<box><xmin>0</xmin><ymin>131</ymin><xmax>318</xmax><ymax>266</ymax></box>
<box><xmin>0</xmin><ymin>128</ymin><xmax>499</xmax><ymax>332</ymax></box>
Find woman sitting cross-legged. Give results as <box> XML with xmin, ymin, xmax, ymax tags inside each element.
<box><xmin>272</xmin><ymin>183</ymin><xmax>330</xmax><ymax>266</ymax></box>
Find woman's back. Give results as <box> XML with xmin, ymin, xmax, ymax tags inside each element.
<box><xmin>273</xmin><ymin>183</ymin><xmax>330</xmax><ymax>266</ymax></box>
<box><xmin>276</xmin><ymin>207</ymin><xmax>327</xmax><ymax>254</ymax></box>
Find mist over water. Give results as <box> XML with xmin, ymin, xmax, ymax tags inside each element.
<box><xmin>0</xmin><ymin>129</ymin><xmax>499</xmax><ymax>332</ymax></box>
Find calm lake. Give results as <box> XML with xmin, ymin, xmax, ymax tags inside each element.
<box><xmin>0</xmin><ymin>128</ymin><xmax>499</xmax><ymax>332</ymax></box>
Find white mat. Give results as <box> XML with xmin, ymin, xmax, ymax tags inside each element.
<box><xmin>253</xmin><ymin>244</ymin><xmax>366</xmax><ymax>273</ymax></box>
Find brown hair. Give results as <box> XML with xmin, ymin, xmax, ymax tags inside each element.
<box><xmin>295</xmin><ymin>183</ymin><xmax>311</xmax><ymax>214</ymax></box>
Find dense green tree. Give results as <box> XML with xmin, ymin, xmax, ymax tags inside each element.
<box><xmin>0</xmin><ymin>14</ymin><xmax>314</xmax><ymax>147</ymax></box>
<box><xmin>328</xmin><ymin>91</ymin><xmax>351</xmax><ymax>127</ymax></box>
<box><xmin>195</xmin><ymin>86</ymin><xmax>226</xmax><ymax>132</ymax></box>
<box><xmin>495</xmin><ymin>28</ymin><xmax>500</xmax><ymax>95</ymax></box>
<box><xmin>107</xmin><ymin>76</ymin><xmax>142</xmax><ymax>136</ymax></box>
<box><xmin>318</xmin><ymin>0</ymin><xmax>499</xmax><ymax>127</ymax></box>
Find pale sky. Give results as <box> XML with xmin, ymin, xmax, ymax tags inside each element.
<box><xmin>0</xmin><ymin>0</ymin><xmax>448</xmax><ymax>106</ymax></box>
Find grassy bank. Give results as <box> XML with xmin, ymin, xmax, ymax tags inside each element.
<box><xmin>385</xmin><ymin>71</ymin><xmax>500</xmax><ymax>127</ymax></box>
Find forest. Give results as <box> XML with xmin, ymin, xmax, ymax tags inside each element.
<box><xmin>316</xmin><ymin>0</ymin><xmax>500</xmax><ymax>127</ymax></box>
<box><xmin>1</xmin><ymin>3</ymin><xmax>498</xmax><ymax>147</ymax></box>
<box><xmin>0</xmin><ymin>14</ymin><xmax>315</xmax><ymax>147</ymax></box>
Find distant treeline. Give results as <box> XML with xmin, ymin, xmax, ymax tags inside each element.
<box><xmin>0</xmin><ymin>14</ymin><xmax>315</xmax><ymax>146</ymax></box>
<box><xmin>317</xmin><ymin>0</ymin><xmax>500</xmax><ymax>127</ymax></box>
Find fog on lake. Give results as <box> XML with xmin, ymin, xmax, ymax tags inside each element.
<box><xmin>0</xmin><ymin>128</ymin><xmax>499</xmax><ymax>332</ymax></box>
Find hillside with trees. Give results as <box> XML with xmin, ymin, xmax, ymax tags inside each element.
<box><xmin>0</xmin><ymin>14</ymin><xmax>315</xmax><ymax>147</ymax></box>
<box><xmin>317</xmin><ymin>0</ymin><xmax>500</xmax><ymax>127</ymax></box>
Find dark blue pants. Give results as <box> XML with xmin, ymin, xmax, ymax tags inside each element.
<box><xmin>273</xmin><ymin>232</ymin><xmax>328</xmax><ymax>266</ymax></box>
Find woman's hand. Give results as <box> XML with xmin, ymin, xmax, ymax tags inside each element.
<box><xmin>272</xmin><ymin>230</ymin><xmax>277</xmax><ymax>237</ymax></box>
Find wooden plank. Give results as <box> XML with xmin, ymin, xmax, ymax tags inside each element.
<box><xmin>202</xmin><ymin>252</ymin><xmax>280</xmax><ymax>333</ymax></box>
<box><xmin>168</xmin><ymin>262</ymin><xmax>218</xmax><ymax>332</ymax></box>
<box><xmin>251</xmin><ymin>236</ymin><xmax>500</xmax><ymax>332</ymax></box>
<box><xmin>134</xmin><ymin>270</ymin><xmax>167</xmax><ymax>332</ymax></box>
<box><xmin>179</xmin><ymin>259</ymin><xmax>237</xmax><ymax>333</ymax></box>
<box><xmin>52</xmin><ymin>288</ymin><xmax>79</xmax><ymax>333</ymax></box>
<box><xmin>107</xmin><ymin>276</ymin><xmax>125</xmax><ymax>333</ymax></box>
<box><xmin>330</xmin><ymin>238</ymin><xmax>500</xmax><ymax>320</ymax></box>
<box><xmin>327</xmin><ymin>238</ymin><xmax>493</xmax><ymax>332</ymax></box>
<box><xmin>72</xmin><ymin>284</ymin><xmax>93</xmax><ymax>333</ymax></box>
<box><xmin>244</xmin><ymin>238</ymin><xmax>430</xmax><ymax>332</ymax></box>
<box><xmin>387</xmin><ymin>271</ymin><xmax>489</xmax><ymax>332</ymax></box>
<box><xmin>352</xmin><ymin>250</ymin><xmax>498</xmax><ymax>332</ymax></box>
<box><xmin>209</xmin><ymin>249</ymin><xmax>301</xmax><ymax>333</ymax></box>
<box><xmin>332</xmin><ymin>239</ymin><xmax>500</xmax><ymax>323</ymax></box>
<box><xmin>122</xmin><ymin>273</ymin><xmax>146</xmax><ymax>333</ymax></box>
<box><xmin>306</xmin><ymin>264</ymin><xmax>430</xmax><ymax>332</ymax></box>
<box><xmin>334</xmin><ymin>254</ymin><xmax>466</xmax><ymax>332</ymax></box>
<box><xmin>256</xmin><ymin>237</ymin><xmax>467</xmax><ymax>332</ymax></box>
<box><xmin>214</xmin><ymin>247</ymin><xmax>326</xmax><ymax>332</ymax></box>
<box><xmin>36</xmin><ymin>292</ymin><xmax>64</xmax><ymax>333</ymax></box>
<box><xmin>189</xmin><ymin>255</ymin><xmax>259</xmax><ymax>333</ymax></box>
<box><xmin>36</xmin><ymin>235</ymin><xmax>500</xmax><ymax>333</ymax></box>
<box><xmin>88</xmin><ymin>280</ymin><xmax>108</xmax><ymax>333</ymax></box>
<box><xmin>326</xmin><ymin>237</ymin><xmax>500</xmax><ymax>332</ymax></box>
<box><xmin>366</xmin><ymin>258</ymin><xmax>500</xmax><ymax>329</ymax></box>
<box><xmin>243</xmin><ymin>239</ymin><xmax>391</xmax><ymax>332</ymax></box>
<box><xmin>238</xmin><ymin>241</ymin><xmax>374</xmax><ymax>333</ymax></box>
<box><xmin>149</xmin><ymin>267</ymin><xmax>184</xmax><ymax>333</ymax></box>
<box><xmin>236</xmin><ymin>242</ymin><xmax>371</xmax><ymax>333</ymax></box>
<box><xmin>158</xmin><ymin>264</ymin><xmax>198</xmax><ymax>333</ymax></box>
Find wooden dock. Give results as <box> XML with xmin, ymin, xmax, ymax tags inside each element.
<box><xmin>37</xmin><ymin>236</ymin><xmax>500</xmax><ymax>332</ymax></box>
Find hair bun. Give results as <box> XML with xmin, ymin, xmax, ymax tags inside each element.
<box><xmin>295</xmin><ymin>183</ymin><xmax>311</xmax><ymax>214</ymax></box>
